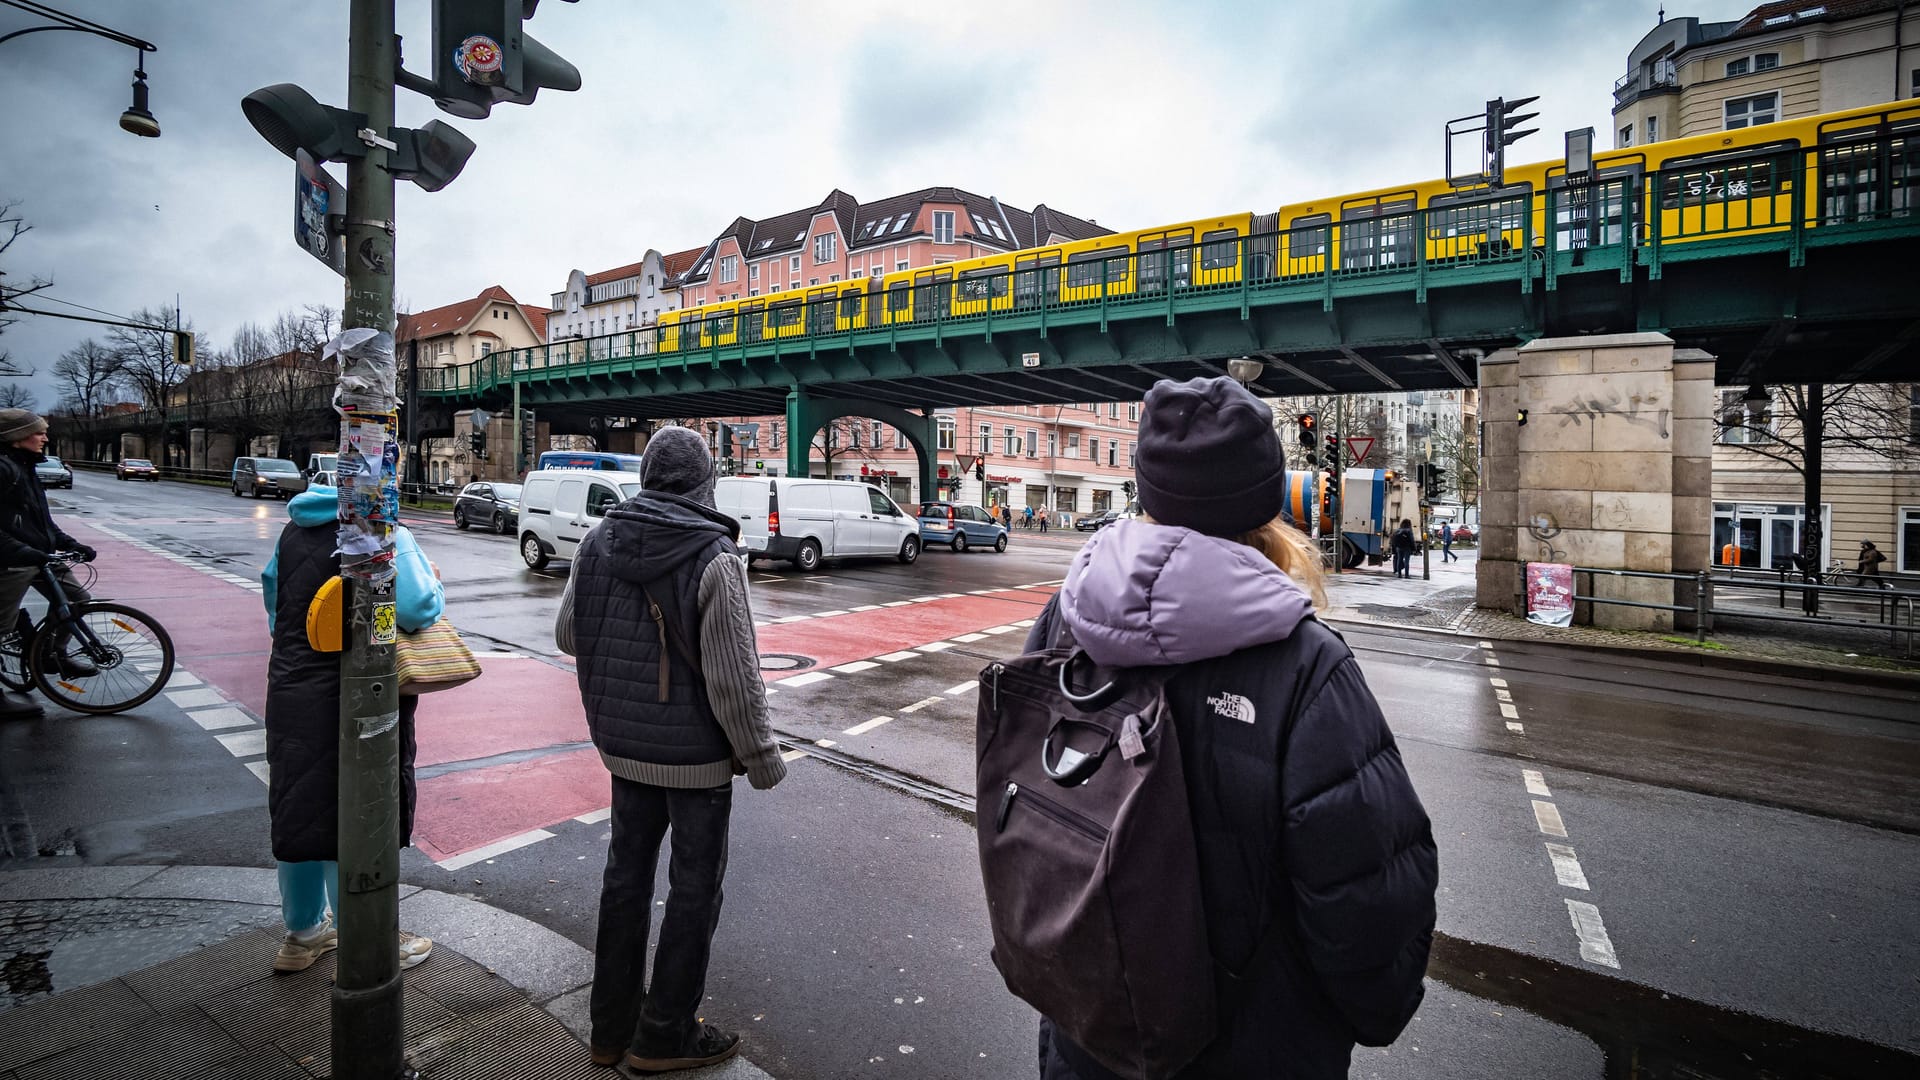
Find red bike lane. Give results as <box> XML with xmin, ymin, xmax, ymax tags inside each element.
<box><xmin>72</xmin><ymin>522</ymin><xmax>1051</xmax><ymax>864</ymax></box>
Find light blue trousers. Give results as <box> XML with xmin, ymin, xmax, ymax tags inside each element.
<box><xmin>277</xmin><ymin>860</ymin><xmax>340</xmax><ymax>934</ymax></box>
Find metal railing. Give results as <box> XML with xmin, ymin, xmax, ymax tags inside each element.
<box><xmin>1526</xmin><ymin>562</ymin><xmax>1919</xmax><ymax>657</ymax></box>
<box><xmin>413</xmin><ymin>121</ymin><xmax>1920</xmax><ymax>401</ymax></box>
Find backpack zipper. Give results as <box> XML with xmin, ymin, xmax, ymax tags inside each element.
<box><xmin>997</xmin><ymin>780</ymin><xmax>1108</xmax><ymax>842</ymax></box>
<box><xmin>985</xmin><ymin>663</ymin><xmax>1002</xmax><ymax>715</ymax></box>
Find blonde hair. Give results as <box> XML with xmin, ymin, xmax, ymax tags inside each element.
<box><xmin>1137</xmin><ymin>514</ymin><xmax>1328</xmax><ymax>610</ymax></box>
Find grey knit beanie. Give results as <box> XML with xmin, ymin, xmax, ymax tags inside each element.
<box><xmin>640</xmin><ymin>426</ymin><xmax>717</xmax><ymax>507</ymax></box>
<box><xmin>0</xmin><ymin>409</ymin><xmax>47</xmax><ymax>444</ymax></box>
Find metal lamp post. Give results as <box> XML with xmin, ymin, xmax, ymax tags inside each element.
<box><xmin>0</xmin><ymin>1</ymin><xmax>160</xmax><ymax>136</ymax></box>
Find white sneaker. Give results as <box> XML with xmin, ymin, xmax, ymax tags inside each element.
<box><xmin>275</xmin><ymin>917</ymin><xmax>338</xmax><ymax>972</ymax></box>
<box><xmin>398</xmin><ymin>931</ymin><xmax>433</xmax><ymax>970</ymax></box>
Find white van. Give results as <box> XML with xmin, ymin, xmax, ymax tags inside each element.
<box><xmin>715</xmin><ymin>477</ymin><xmax>919</xmax><ymax>571</ymax></box>
<box><xmin>516</xmin><ymin>469</ymin><xmax>642</xmax><ymax>570</ymax></box>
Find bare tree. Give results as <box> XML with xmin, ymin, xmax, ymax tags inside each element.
<box><xmin>1428</xmin><ymin>414</ymin><xmax>1481</xmax><ymax>506</ymax></box>
<box><xmin>0</xmin><ymin>383</ymin><xmax>34</xmax><ymax>410</ymax></box>
<box><xmin>51</xmin><ymin>339</ymin><xmax>125</xmax><ymax>461</ymax></box>
<box><xmin>0</xmin><ymin>199</ymin><xmax>52</xmax><ymax>377</ymax></box>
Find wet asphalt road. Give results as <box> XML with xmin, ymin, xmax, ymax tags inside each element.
<box><xmin>4</xmin><ymin>472</ymin><xmax>1918</xmax><ymax>1078</ymax></box>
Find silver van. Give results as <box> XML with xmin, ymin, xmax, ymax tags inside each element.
<box><xmin>715</xmin><ymin>476</ymin><xmax>919</xmax><ymax>571</ymax></box>
<box><xmin>516</xmin><ymin>468</ymin><xmax>641</xmax><ymax>570</ymax></box>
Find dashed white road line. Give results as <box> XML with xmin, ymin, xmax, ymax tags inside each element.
<box><xmin>781</xmin><ymin>671</ymin><xmax>835</xmax><ymax>688</ymax></box>
<box><xmin>190</xmin><ymin>707</ymin><xmax>255</xmax><ymax>732</ymax></box>
<box><xmin>1505</xmin><ymin>721</ymin><xmax>1525</xmax><ymax>733</ymax></box>
<box><xmin>1522</xmin><ymin>769</ymin><xmax>1551</xmax><ymax>797</ymax></box>
<box><xmin>1489</xmin><ymin>677</ymin><xmax>1508</xmax><ymax>688</ymax></box>
<box><xmin>915</xmin><ymin>641</ymin><xmax>956</xmax><ymax>653</ymax></box>
<box><xmin>843</xmin><ymin>716</ymin><xmax>892</xmax><ymax>736</ymax></box>
<box><xmin>438</xmin><ymin>828</ymin><xmax>554</xmax><ymax>871</ymax></box>
<box><xmin>876</xmin><ymin>650</ymin><xmax>919</xmax><ymax>662</ymax></box>
<box><xmin>952</xmin><ymin>633</ymin><xmax>988</xmax><ymax>643</ymax></box>
<box><xmin>898</xmin><ymin>696</ymin><xmax>943</xmax><ymax>714</ymax></box>
<box><xmin>573</xmin><ymin>807</ymin><xmax>612</xmax><ymax>825</ymax></box>
<box><xmin>1499</xmin><ymin>702</ymin><xmax>1520</xmax><ymax>719</ymax></box>
<box><xmin>166</xmin><ymin>688</ymin><xmax>227</xmax><ymax>710</ymax></box>
<box><xmin>830</xmin><ymin>660</ymin><xmax>880</xmax><ymax>674</ymax></box>
<box><xmin>1564</xmin><ymin>900</ymin><xmax>1620</xmax><ymax>968</ymax></box>
<box><xmin>214</xmin><ymin>728</ymin><xmax>268</xmax><ymax>758</ymax></box>
<box><xmin>1531</xmin><ymin>799</ymin><xmax>1569</xmax><ymax>838</ymax></box>
<box><xmin>1545</xmin><ymin>843</ymin><xmax>1591</xmax><ymax>890</ymax></box>
<box><xmin>943</xmin><ymin>680</ymin><xmax>978</xmax><ymax>696</ymax></box>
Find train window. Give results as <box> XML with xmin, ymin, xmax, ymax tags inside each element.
<box><xmin>1287</xmin><ymin>214</ymin><xmax>1331</xmax><ymax>256</ymax></box>
<box><xmin>1200</xmin><ymin>229</ymin><xmax>1239</xmax><ymax>270</ymax></box>
<box><xmin>889</xmin><ymin>285</ymin><xmax>912</xmax><ymax>313</ymax></box>
<box><xmin>1426</xmin><ymin>189</ymin><xmax>1529</xmax><ymax>239</ymax></box>
<box><xmin>1659</xmin><ymin>156</ymin><xmax>1783</xmax><ymax>210</ymax></box>
<box><xmin>1014</xmin><ymin>253</ymin><xmax>1060</xmax><ymax>305</ymax></box>
<box><xmin>840</xmin><ymin>294</ymin><xmax>864</xmax><ymax>318</ymax></box>
<box><xmin>1819</xmin><ymin>127</ymin><xmax>1918</xmax><ymax>223</ymax></box>
<box><xmin>960</xmin><ymin>269</ymin><xmax>1009</xmax><ymax>300</ymax></box>
<box><xmin>1066</xmin><ymin>247</ymin><xmax>1129</xmax><ymax>288</ymax></box>
<box><xmin>769</xmin><ymin>303</ymin><xmax>802</xmax><ymax>328</ymax></box>
<box><xmin>710</xmin><ymin>316</ymin><xmax>734</xmax><ymax>335</ymax></box>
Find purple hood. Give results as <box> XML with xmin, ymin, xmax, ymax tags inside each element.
<box><xmin>1058</xmin><ymin>520</ymin><xmax>1315</xmax><ymax>668</ymax></box>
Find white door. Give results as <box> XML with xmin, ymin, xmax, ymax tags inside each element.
<box><xmin>782</xmin><ymin>484</ymin><xmax>839</xmax><ymax>553</ymax></box>
<box><xmin>865</xmin><ymin>485</ymin><xmax>910</xmax><ymax>554</ymax></box>
<box><xmin>830</xmin><ymin>485</ymin><xmax>879</xmax><ymax>555</ymax></box>
<box><xmin>554</xmin><ymin>479</ymin><xmax>588</xmax><ymax>557</ymax></box>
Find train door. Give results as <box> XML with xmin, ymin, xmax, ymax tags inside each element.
<box><xmin>913</xmin><ymin>268</ymin><xmax>953</xmax><ymax>322</ymax></box>
<box><xmin>837</xmin><ymin>285</ymin><xmax>867</xmax><ymax>332</ymax></box>
<box><xmin>1013</xmin><ymin>250</ymin><xmax>1061</xmax><ymax>309</ymax></box>
<box><xmin>1137</xmin><ymin>229</ymin><xmax>1193</xmax><ymax>293</ymax></box>
<box><xmin>768</xmin><ymin>300</ymin><xmax>803</xmax><ymax>339</ymax></box>
<box><xmin>738</xmin><ymin>300</ymin><xmax>765</xmax><ymax>344</ymax></box>
<box><xmin>807</xmin><ymin>287</ymin><xmax>839</xmax><ymax>336</ymax></box>
<box><xmin>1339</xmin><ymin>196</ymin><xmax>1417</xmax><ymax>271</ymax></box>
<box><xmin>1285</xmin><ymin>213</ymin><xmax>1330</xmax><ymax>276</ymax></box>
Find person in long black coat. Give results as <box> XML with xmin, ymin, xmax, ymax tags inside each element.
<box><xmin>259</xmin><ymin>485</ymin><xmax>444</xmax><ymax>972</ymax></box>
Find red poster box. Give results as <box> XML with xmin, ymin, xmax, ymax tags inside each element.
<box><xmin>1526</xmin><ymin>562</ymin><xmax>1574</xmax><ymax>627</ymax></box>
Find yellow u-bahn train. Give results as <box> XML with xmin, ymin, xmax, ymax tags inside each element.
<box><xmin>656</xmin><ymin>99</ymin><xmax>1919</xmax><ymax>352</ymax></box>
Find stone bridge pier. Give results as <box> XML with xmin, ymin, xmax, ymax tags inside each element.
<box><xmin>1476</xmin><ymin>333</ymin><xmax>1714</xmax><ymax>631</ymax></box>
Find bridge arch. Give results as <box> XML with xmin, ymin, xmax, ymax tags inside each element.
<box><xmin>785</xmin><ymin>390</ymin><xmax>938</xmax><ymax>503</ymax></box>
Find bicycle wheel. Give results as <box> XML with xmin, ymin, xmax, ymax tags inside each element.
<box><xmin>0</xmin><ymin>628</ymin><xmax>30</xmax><ymax>692</ymax></box>
<box><xmin>31</xmin><ymin>602</ymin><xmax>174</xmax><ymax>715</ymax></box>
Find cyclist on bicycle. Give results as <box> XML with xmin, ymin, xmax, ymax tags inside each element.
<box><xmin>0</xmin><ymin>409</ymin><xmax>98</xmax><ymax>717</ymax></box>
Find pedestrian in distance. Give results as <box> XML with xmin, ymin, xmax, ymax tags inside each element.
<box><xmin>0</xmin><ymin>409</ymin><xmax>98</xmax><ymax>719</ymax></box>
<box><xmin>1021</xmin><ymin>375</ymin><xmax>1437</xmax><ymax>1079</ymax></box>
<box><xmin>260</xmin><ymin>484</ymin><xmax>443</xmax><ymax>974</ymax></box>
<box><xmin>1024</xmin><ymin>504</ymin><xmax>1034</xmax><ymax>530</ymax></box>
<box><xmin>1440</xmin><ymin>521</ymin><xmax>1457</xmax><ymax>563</ymax></box>
<box><xmin>554</xmin><ymin>425</ymin><xmax>785</xmax><ymax>1074</ymax></box>
<box><xmin>1856</xmin><ymin>539</ymin><xmax>1890</xmax><ymax>589</ymax></box>
<box><xmin>1390</xmin><ymin>518</ymin><xmax>1417</xmax><ymax>578</ymax></box>
<box><xmin>1038</xmin><ymin>506</ymin><xmax>1050</xmax><ymax>534</ymax></box>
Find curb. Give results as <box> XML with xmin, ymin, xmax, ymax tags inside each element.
<box><xmin>1323</xmin><ymin>612</ymin><xmax>1920</xmax><ymax>694</ymax></box>
<box><xmin>0</xmin><ymin>865</ymin><xmax>774</xmax><ymax>1079</ymax></box>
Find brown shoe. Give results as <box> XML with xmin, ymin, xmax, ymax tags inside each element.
<box><xmin>624</xmin><ymin>1024</ymin><xmax>740</xmax><ymax>1074</ymax></box>
<box><xmin>588</xmin><ymin>1045</ymin><xmax>622</xmax><ymax>1068</ymax></box>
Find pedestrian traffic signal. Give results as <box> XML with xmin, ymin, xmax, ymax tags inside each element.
<box><xmin>429</xmin><ymin>0</ymin><xmax>583</xmax><ymax>120</ymax></box>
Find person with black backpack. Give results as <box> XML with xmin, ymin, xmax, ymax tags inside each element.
<box><xmin>996</xmin><ymin>376</ymin><xmax>1437</xmax><ymax>1080</ymax></box>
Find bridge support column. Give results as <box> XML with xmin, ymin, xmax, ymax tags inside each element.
<box><xmin>785</xmin><ymin>388</ymin><xmax>939</xmax><ymax>500</ymax></box>
<box><xmin>120</xmin><ymin>433</ymin><xmax>147</xmax><ymax>462</ymax></box>
<box><xmin>191</xmin><ymin>429</ymin><xmax>236</xmax><ymax>474</ymax></box>
<box><xmin>1476</xmin><ymin>333</ymin><xmax>1713</xmax><ymax>632</ymax></box>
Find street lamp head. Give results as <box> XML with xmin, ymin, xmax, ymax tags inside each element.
<box><xmin>119</xmin><ymin>62</ymin><xmax>159</xmax><ymax>137</ymax></box>
<box><xmin>1743</xmin><ymin>384</ymin><xmax>1770</xmax><ymax>415</ymax></box>
<box><xmin>1226</xmin><ymin>357</ymin><xmax>1264</xmax><ymax>385</ymax></box>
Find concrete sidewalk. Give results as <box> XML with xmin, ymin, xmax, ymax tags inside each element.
<box><xmin>0</xmin><ymin>865</ymin><xmax>772</xmax><ymax>1079</ymax></box>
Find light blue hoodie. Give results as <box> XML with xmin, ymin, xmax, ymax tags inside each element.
<box><xmin>260</xmin><ymin>486</ymin><xmax>445</xmax><ymax>634</ymax></box>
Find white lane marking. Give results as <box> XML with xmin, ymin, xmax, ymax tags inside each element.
<box><xmin>952</xmin><ymin>633</ymin><xmax>988</xmax><ymax>643</ymax></box>
<box><xmin>811</xmin><ymin>609</ymin><xmax>850</xmax><ymax>618</ymax></box>
<box><xmin>882</xmin><ymin>601</ymin><xmax>914</xmax><ymax>608</ymax></box>
<box><xmin>849</xmin><ymin>604</ymin><xmax>882</xmax><ymax>612</ymax></box>
<box><xmin>915</xmin><ymin>641</ymin><xmax>956</xmax><ymax>653</ymax></box>
<box><xmin>437</xmin><ymin>828</ymin><xmax>555</xmax><ymax>871</ymax></box>
<box><xmin>843</xmin><ymin>716</ymin><xmax>892</xmax><ymax>736</ymax></box>
<box><xmin>470</xmin><ymin>651</ymin><xmax>522</xmax><ymax>659</ymax></box>
<box><xmin>1506</xmin><ymin>721</ymin><xmax>1526</xmax><ymax>733</ymax></box>
<box><xmin>981</xmin><ymin>625</ymin><xmax>1018</xmax><ymax>635</ymax></box>
<box><xmin>763</xmin><ymin>687</ymin><xmax>778</xmax><ymax>695</ymax></box>
<box><xmin>752</xmin><ymin>576</ymin><xmax>784</xmax><ymax>584</ymax></box>
<box><xmin>166</xmin><ymin>688</ymin><xmax>227</xmax><ymax>710</ymax></box>
<box><xmin>1522</xmin><ymin>769</ymin><xmax>1551</xmax><ymax>797</ymax></box>
<box><xmin>943</xmin><ymin>680</ymin><xmax>978</xmax><ymax>696</ymax></box>
<box><xmin>937</xmin><ymin>593</ymin><xmax>964</xmax><ymax>599</ymax></box>
<box><xmin>574</xmin><ymin>807</ymin><xmax>612</xmax><ymax>824</ymax></box>
<box><xmin>1489</xmin><ymin>677</ymin><xmax>1508</xmax><ymax>688</ymax></box>
<box><xmin>910</xmin><ymin>595</ymin><xmax>941</xmax><ymax>603</ymax></box>
<box><xmin>214</xmin><ymin>729</ymin><xmax>267</xmax><ymax>758</ymax></box>
<box><xmin>830</xmin><ymin>661</ymin><xmax>880</xmax><ymax>674</ymax></box>
<box><xmin>1499</xmin><ymin>703</ymin><xmax>1520</xmax><ymax>719</ymax></box>
<box><xmin>1532</xmin><ymin>800</ymin><xmax>1569</xmax><ymax>838</ymax></box>
<box><xmin>1545</xmin><ymin>843</ymin><xmax>1591</xmax><ymax>890</ymax></box>
<box><xmin>1484</xmin><ymin>656</ymin><xmax>1501</xmax><ymax>667</ymax></box>
<box><xmin>1478</xmin><ymin>641</ymin><xmax>1493</xmax><ymax>649</ymax></box>
<box><xmin>876</xmin><ymin>651</ymin><xmax>919</xmax><ymax>662</ymax></box>
<box><xmin>813</xmin><ymin>739</ymin><xmax>837</xmax><ymax>748</ymax></box>
<box><xmin>774</xmin><ymin>615</ymin><xmax>813</xmax><ymax>624</ymax></box>
<box><xmin>780</xmin><ymin>671</ymin><xmax>835</xmax><ymax>688</ymax></box>
<box><xmin>1564</xmin><ymin>900</ymin><xmax>1621</xmax><ymax>969</ymax></box>
<box><xmin>245</xmin><ymin>761</ymin><xmax>271</xmax><ymax>785</ymax></box>
<box><xmin>754</xmin><ymin>622</ymin><xmax>769</xmax><ymax>628</ymax></box>
<box><xmin>165</xmin><ymin>671</ymin><xmax>203</xmax><ymax>688</ymax></box>
<box><xmin>1011</xmin><ymin>619</ymin><xmax>1036</xmax><ymax>629</ymax></box>
<box><xmin>189</xmin><ymin>707</ymin><xmax>255</xmax><ymax>732</ymax></box>
<box><xmin>899</xmin><ymin>696</ymin><xmax>943</xmax><ymax>714</ymax></box>
<box><xmin>1495</xmin><ymin>688</ymin><xmax>1513</xmax><ymax>703</ymax></box>
<box><xmin>780</xmin><ymin>749</ymin><xmax>807</xmax><ymax>762</ymax></box>
<box><xmin>967</xmin><ymin>589</ymin><xmax>996</xmax><ymax>595</ymax></box>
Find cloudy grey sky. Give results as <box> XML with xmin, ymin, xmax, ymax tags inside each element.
<box><xmin>1</xmin><ymin>0</ymin><xmax>1758</xmax><ymax>408</ymax></box>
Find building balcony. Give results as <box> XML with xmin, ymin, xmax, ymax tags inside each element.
<box><xmin>1613</xmin><ymin>60</ymin><xmax>1679</xmax><ymax>108</ymax></box>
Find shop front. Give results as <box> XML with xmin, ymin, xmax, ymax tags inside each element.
<box><xmin>1712</xmin><ymin>501</ymin><xmax>1830</xmax><ymax>571</ymax></box>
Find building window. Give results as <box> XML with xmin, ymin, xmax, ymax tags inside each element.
<box><xmin>1724</xmin><ymin>92</ymin><xmax>1778</xmax><ymax>130</ymax></box>
<box><xmin>1005</xmin><ymin>426</ymin><xmax>1019</xmax><ymax>455</ymax></box>
<box><xmin>849</xmin><ymin>423</ymin><xmax>861</xmax><ymax>449</ymax></box>
<box><xmin>813</xmin><ymin>234</ymin><xmax>837</xmax><ymax>263</ymax></box>
<box><xmin>1025</xmin><ymin>428</ymin><xmax>1038</xmax><ymax>458</ymax></box>
<box><xmin>1645</xmin><ymin>116</ymin><xmax>1658</xmax><ymax>143</ymax></box>
<box><xmin>1047</xmin><ymin>433</ymin><xmax>1057</xmax><ymax>457</ymax></box>
<box><xmin>1067</xmin><ymin>433</ymin><xmax>1080</xmax><ymax>453</ymax></box>
<box><xmin>979</xmin><ymin>423</ymin><xmax>992</xmax><ymax>453</ymax></box>
<box><xmin>932</xmin><ymin>211</ymin><xmax>955</xmax><ymax>244</ymax></box>
<box><xmin>1726</xmin><ymin>57</ymin><xmax>1750</xmax><ymax>77</ymax></box>
<box><xmin>1619</xmin><ymin>125</ymin><xmax>1633</xmax><ymax>147</ymax></box>
<box><xmin>937</xmin><ymin>417</ymin><xmax>955</xmax><ymax>451</ymax></box>
<box><xmin>1128</xmin><ymin>441</ymin><xmax>1137</xmax><ymax>467</ymax></box>
<box><xmin>718</xmin><ymin>255</ymin><xmax>738</xmax><ymax>283</ymax></box>
<box><xmin>1754</xmin><ymin>52</ymin><xmax>1779</xmax><ymax>72</ymax></box>
<box><xmin>895</xmin><ymin>428</ymin><xmax>909</xmax><ymax>450</ymax></box>
<box><xmin>1128</xmin><ymin>403</ymin><xmax>1139</xmax><ymax>421</ymax></box>
<box><xmin>1108</xmin><ymin>444</ymin><xmax>1118</xmax><ymax>467</ymax></box>
<box><xmin>897</xmin><ymin>260</ymin><xmax>910</xmax><ymax>272</ymax></box>
<box><xmin>771</xmin><ymin>422</ymin><xmax>781</xmax><ymax>449</ymax></box>
<box><xmin>1717</xmin><ymin>387</ymin><xmax>1774</xmax><ymax>444</ymax></box>
<box><xmin>1088</xmin><ymin>437</ymin><xmax>1099</xmax><ymax>461</ymax></box>
<box><xmin>790</xmin><ymin>255</ymin><xmax>801</xmax><ymax>274</ymax></box>
<box><xmin>1901</xmin><ymin>507</ymin><xmax>1920</xmax><ymax>574</ymax></box>
<box><xmin>1108</xmin><ymin>403</ymin><xmax>1119</xmax><ymax>419</ymax></box>
<box><xmin>749</xmin><ymin>264</ymin><xmax>758</xmax><ymax>282</ymax></box>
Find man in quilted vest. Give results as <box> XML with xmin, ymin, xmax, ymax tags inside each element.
<box><xmin>557</xmin><ymin>425</ymin><xmax>784</xmax><ymax>1073</ymax></box>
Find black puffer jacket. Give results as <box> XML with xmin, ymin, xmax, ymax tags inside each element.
<box><xmin>1024</xmin><ymin>521</ymin><xmax>1438</xmax><ymax>1080</ymax></box>
<box><xmin>0</xmin><ymin>447</ymin><xmax>75</xmax><ymax>567</ymax></box>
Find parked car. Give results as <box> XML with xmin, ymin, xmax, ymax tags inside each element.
<box><xmin>714</xmin><ymin>476</ymin><xmax>920</xmax><ymax>571</ymax></box>
<box><xmin>1074</xmin><ymin>509</ymin><xmax>1120</xmax><ymax>532</ymax></box>
<box><xmin>516</xmin><ymin>469</ymin><xmax>641</xmax><ymax>570</ymax></box>
<box><xmin>454</xmin><ymin>481</ymin><xmax>521</xmax><ymax>535</ymax></box>
<box><xmin>35</xmin><ymin>455</ymin><xmax>73</xmax><ymax>489</ymax></box>
<box><xmin>305</xmin><ymin>452</ymin><xmax>338</xmax><ymax>488</ymax></box>
<box><xmin>115</xmin><ymin>457</ymin><xmax>159</xmax><ymax>481</ymax></box>
<box><xmin>916</xmin><ymin>501</ymin><xmax>1009</xmax><ymax>553</ymax></box>
<box><xmin>231</xmin><ymin>456</ymin><xmax>308</xmax><ymax>499</ymax></box>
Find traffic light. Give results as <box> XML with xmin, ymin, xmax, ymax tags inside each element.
<box><xmin>975</xmin><ymin>461</ymin><xmax>986</xmax><ymax>482</ymax></box>
<box><xmin>1424</xmin><ymin>462</ymin><xmax>1447</xmax><ymax>502</ymax></box>
<box><xmin>1296</xmin><ymin>412</ymin><xmax>1319</xmax><ymax>467</ymax></box>
<box><xmin>240</xmin><ymin>84</ymin><xmax>476</xmax><ymax>192</ymax></box>
<box><xmin>172</xmin><ymin>331</ymin><xmax>194</xmax><ymax>369</ymax></box>
<box><xmin>1517</xmin><ymin>408</ymin><xmax>1529</xmax><ymax>426</ymax></box>
<box><xmin>1324</xmin><ymin>433</ymin><xmax>1340</xmax><ymax>471</ymax></box>
<box><xmin>1121</xmin><ymin>479</ymin><xmax>1136</xmax><ymax>500</ymax></box>
<box><xmin>430</xmin><ymin>0</ymin><xmax>583</xmax><ymax>121</ymax></box>
<box><xmin>1485</xmin><ymin>95</ymin><xmax>1539</xmax><ymax>187</ymax></box>
<box><xmin>468</xmin><ymin>431</ymin><xmax>486</xmax><ymax>457</ymax></box>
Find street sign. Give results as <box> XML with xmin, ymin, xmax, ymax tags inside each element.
<box><xmin>956</xmin><ymin>453</ymin><xmax>977</xmax><ymax>473</ymax></box>
<box><xmin>1021</xmin><ymin>352</ymin><xmax>1040</xmax><ymax>368</ymax></box>
<box><xmin>1345</xmin><ymin>436</ymin><xmax>1375</xmax><ymax>464</ymax></box>
<box><xmin>294</xmin><ymin>149</ymin><xmax>346</xmax><ymax>277</ymax></box>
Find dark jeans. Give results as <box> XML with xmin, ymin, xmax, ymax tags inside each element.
<box><xmin>591</xmin><ymin>776</ymin><xmax>733</xmax><ymax>1056</ymax></box>
<box><xmin>1442</xmin><ymin>541</ymin><xmax>1455</xmax><ymax>562</ymax></box>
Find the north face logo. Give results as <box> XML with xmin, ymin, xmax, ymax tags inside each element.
<box><xmin>1207</xmin><ymin>692</ymin><xmax>1255</xmax><ymax>724</ymax></box>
